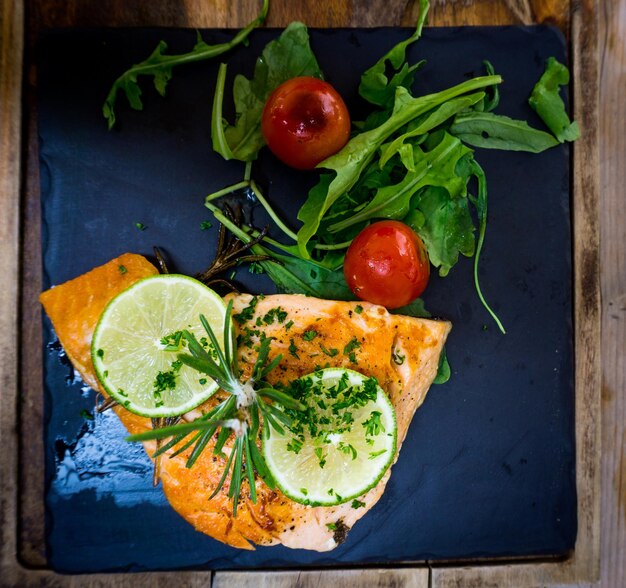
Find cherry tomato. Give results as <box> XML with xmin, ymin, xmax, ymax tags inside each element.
<box><xmin>261</xmin><ymin>77</ymin><xmax>351</xmax><ymax>170</ymax></box>
<box><xmin>343</xmin><ymin>221</ymin><xmax>430</xmax><ymax>309</ymax></box>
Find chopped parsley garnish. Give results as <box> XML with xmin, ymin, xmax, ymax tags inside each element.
<box><xmin>392</xmin><ymin>349</ymin><xmax>405</xmax><ymax>365</ymax></box>
<box><xmin>287</xmin><ymin>438</ymin><xmax>303</xmax><ymax>454</ymax></box>
<box><xmin>200</xmin><ymin>220</ymin><xmax>212</xmax><ymax>230</ymax></box>
<box><xmin>314</xmin><ymin>447</ymin><xmax>326</xmax><ymax>468</ymax></box>
<box><xmin>348</xmin><ymin>351</ymin><xmax>358</xmax><ymax>364</ymax></box>
<box><xmin>337</xmin><ymin>442</ymin><xmax>357</xmax><ymax>460</ymax></box>
<box><xmin>288</xmin><ymin>338</ymin><xmax>299</xmax><ymax>359</ymax></box>
<box><xmin>233</xmin><ymin>295</ymin><xmax>262</xmax><ymax>325</ymax></box>
<box><xmin>135</xmin><ymin>222</ymin><xmax>147</xmax><ymax>231</ymax></box>
<box><xmin>199</xmin><ymin>378</ymin><xmax>207</xmax><ymax>385</ymax></box>
<box><xmin>354</xmin><ymin>305</ymin><xmax>363</xmax><ymax>314</ymax></box>
<box><xmin>326</xmin><ymin>523</ymin><xmax>337</xmax><ymax>531</ymax></box>
<box><xmin>363</xmin><ymin>411</ymin><xmax>385</xmax><ymax>437</ymax></box>
<box><xmin>263</xmin><ymin>307</ymin><xmax>288</xmax><ymax>325</ymax></box>
<box><xmin>368</xmin><ymin>449</ymin><xmax>387</xmax><ymax>459</ymax></box>
<box><xmin>302</xmin><ymin>330</ymin><xmax>318</xmax><ymax>341</ymax></box>
<box><xmin>284</xmin><ymin>320</ymin><xmax>294</xmax><ymax>331</ymax></box>
<box><xmin>351</xmin><ymin>499</ymin><xmax>366</xmax><ymax>509</ymax></box>
<box><xmin>300</xmin><ymin>488</ymin><xmax>308</xmax><ymax>496</ymax></box>
<box><xmin>118</xmin><ymin>265</ymin><xmax>127</xmax><ymax>274</ymax></box>
<box><xmin>154</xmin><ymin>369</ymin><xmax>177</xmax><ymax>395</ymax></box>
<box><xmin>80</xmin><ymin>409</ymin><xmax>94</xmax><ymax>421</ymax></box>
<box><xmin>320</xmin><ymin>344</ymin><xmax>339</xmax><ymax>357</ymax></box>
<box><xmin>343</xmin><ymin>336</ymin><xmax>361</xmax><ymax>355</ymax></box>
<box><xmin>160</xmin><ymin>330</ymin><xmax>184</xmax><ymax>351</ymax></box>
<box><xmin>96</xmin><ymin>348</ymin><xmax>104</xmax><ymax>358</ymax></box>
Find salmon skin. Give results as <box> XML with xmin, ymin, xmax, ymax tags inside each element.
<box><xmin>40</xmin><ymin>254</ymin><xmax>451</xmax><ymax>551</ymax></box>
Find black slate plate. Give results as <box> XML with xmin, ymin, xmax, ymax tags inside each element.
<box><xmin>38</xmin><ymin>25</ymin><xmax>575</xmax><ymax>573</ymax></box>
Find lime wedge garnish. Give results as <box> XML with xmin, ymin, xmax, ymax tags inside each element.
<box><xmin>91</xmin><ymin>274</ymin><xmax>226</xmax><ymax>418</ymax></box>
<box><xmin>263</xmin><ymin>368</ymin><xmax>397</xmax><ymax>506</ymax></box>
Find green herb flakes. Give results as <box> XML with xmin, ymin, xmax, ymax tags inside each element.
<box><xmin>320</xmin><ymin>344</ymin><xmax>339</xmax><ymax>357</ymax></box>
<box><xmin>287</xmin><ymin>438</ymin><xmax>303</xmax><ymax>454</ymax></box>
<box><xmin>302</xmin><ymin>330</ymin><xmax>318</xmax><ymax>341</ymax></box>
<box><xmin>288</xmin><ymin>338</ymin><xmax>299</xmax><ymax>359</ymax></box>
<box><xmin>343</xmin><ymin>336</ymin><xmax>361</xmax><ymax>355</ymax></box>
<box><xmin>338</xmin><ymin>442</ymin><xmax>357</xmax><ymax>460</ymax></box>
<box><xmin>369</xmin><ymin>449</ymin><xmax>387</xmax><ymax>459</ymax></box>
<box><xmin>314</xmin><ymin>447</ymin><xmax>326</xmax><ymax>468</ymax></box>
<box><xmin>363</xmin><ymin>411</ymin><xmax>385</xmax><ymax>437</ymax></box>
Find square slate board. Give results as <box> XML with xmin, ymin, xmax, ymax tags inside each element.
<box><xmin>38</xmin><ymin>25</ymin><xmax>576</xmax><ymax>573</ymax></box>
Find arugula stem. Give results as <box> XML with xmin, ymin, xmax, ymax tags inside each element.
<box><xmin>244</xmin><ymin>161</ymin><xmax>253</xmax><ymax>182</ymax></box>
<box><xmin>211</xmin><ymin>63</ymin><xmax>234</xmax><ymax>158</ymax></box>
<box><xmin>469</xmin><ymin>160</ymin><xmax>506</xmax><ymax>334</ymax></box>
<box><xmin>249</xmin><ymin>180</ymin><xmax>298</xmax><ymax>241</ymax></box>
<box><xmin>205</xmin><ymin>181</ymin><xmax>251</xmax><ymax>203</ymax></box>
<box><xmin>104</xmin><ymin>0</ymin><xmax>269</xmax><ymax>128</ymax></box>
<box><xmin>248</xmin><ymin>228</ymin><xmax>352</xmax><ymax>253</ymax></box>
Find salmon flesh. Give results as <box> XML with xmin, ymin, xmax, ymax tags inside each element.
<box><xmin>40</xmin><ymin>254</ymin><xmax>451</xmax><ymax>551</ymax></box>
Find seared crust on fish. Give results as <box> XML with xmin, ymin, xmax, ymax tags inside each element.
<box><xmin>40</xmin><ymin>254</ymin><xmax>451</xmax><ymax>551</ymax></box>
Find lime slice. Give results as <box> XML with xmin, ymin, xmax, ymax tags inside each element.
<box><xmin>263</xmin><ymin>368</ymin><xmax>397</xmax><ymax>506</ymax></box>
<box><xmin>91</xmin><ymin>274</ymin><xmax>226</xmax><ymax>418</ymax></box>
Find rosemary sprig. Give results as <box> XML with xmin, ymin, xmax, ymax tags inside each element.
<box><xmin>126</xmin><ymin>299</ymin><xmax>303</xmax><ymax>515</ymax></box>
<box><xmin>195</xmin><ymin>205</ymin><xmax>274</xmax><ymax>292</ymax></box>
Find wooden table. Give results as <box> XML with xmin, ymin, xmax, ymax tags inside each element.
<box><xmin>1</xmin><ymin>0</ymin><xmax>622</xmax><ymax>586</ymax></box>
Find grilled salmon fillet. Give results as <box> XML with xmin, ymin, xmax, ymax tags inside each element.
<box><xmin>40</xmin><ymin>254</ymin><xmax>451</xmax><ymax>551</ymax></box>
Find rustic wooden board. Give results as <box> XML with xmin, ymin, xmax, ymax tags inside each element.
<box><xmin>0</xmin><ymin>0</ymin><xmax>607</xmax><ymax>586</ymax></box>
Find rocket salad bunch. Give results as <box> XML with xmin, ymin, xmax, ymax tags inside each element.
<box><xmin>203</xmin><ymin>0</ymin><xmax>578</xmax><ymax>334</ymax></box>
<box><xmin>104</xmin><ymin>0</ymin><xmax>578</xmax><ymax>335</ymax></box>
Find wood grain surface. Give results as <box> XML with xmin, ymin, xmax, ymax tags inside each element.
<box><xmin>1</xmin><ymin>0</ymin><xmax>621</xmax><ymax>586</ymax></box>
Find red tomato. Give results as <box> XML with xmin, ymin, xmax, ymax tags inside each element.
<box><xmin>343</xmin><ymin>221</ymin><xmax>430</xmax><ymax>309</ymax></box>
<box><xmin>261</xmin><ymin>77</ymin><xmax>351</xmax><ymax>170</ymax></box>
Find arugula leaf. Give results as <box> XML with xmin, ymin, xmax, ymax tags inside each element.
<box><xmin>390</xmin><ymin>298</ymin><xmax>431</xmax><ymax>318</ymax></box>
<box><xmin>359</xmin><ymin>0</ymin><xmax>429</xmax><ymax>108</ymax></box>
<box><xmin>212</xmin><ymin>22</ymin><xmax>323</xmax><ymax>162</ymax></box>
<box><xmin>411</xmin><ymin>185</ymin><xmax>475</xmax><ymax>277</ymax></box>
<box><xmin>433</xmin><ymin>348</ymin><xmax>451</xmax><ymax>384</ymax></box>
<box><xmin>449</xmin><ymin>111</ymin><xmax>559</xmax><ymax>153</ymax></box>
<box><xmin>529</xmin><ymin>57</ymin><xmax>580</xmax><ymax>143</ymax></box>
<box><xmin>296</xmin><ymin>75</ymin><xmax>502</xmax><ymax>257</ymax></box>
<box><xmin>480</xmin><ymin>61</ymin><xmax>500</xmax><ymax>112</ymax></box>
<box><xmin>254</xmin><ymin>245</ymin><xmax>354</xmax><ymax>300</ymax></box>
<box><xmin>103</xmin><ymin>0</ymin><xmax>268</xmax><ymax>129</ymax></box>
<box><xmin>329</xmin><ymin>133</ymin><xmax>472</xmax><ymax>233</ymax></box>
<box><xmin>379</xmin><ymin>91</ymin><xmax>485</xmax><ymax>168</ymax></box>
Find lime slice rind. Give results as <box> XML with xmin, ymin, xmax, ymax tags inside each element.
<box><xmin>263</xmin><ymin>368</ymin><xmax>397</xmax><ymax>507</ymax></box>
<box><xmin>91</xmin><ymin>274</ymin><xmax>226</xmax><ymax>418</ymax></box>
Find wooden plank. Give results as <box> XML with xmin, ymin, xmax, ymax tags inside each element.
<box><xmin>2</xmin><ymin>0</ymin><xmax>607</xmax><ymax>586</ymax></box>
<box><xmin>432</xmin><ymin>0</ymin><xmax>602</xmax><ymax>584</ymax></box>
<box><xmin>598</xmin><ymin>0</ymin><xmax>626</xmax><ymax>586</ymax></box>
<box><xmin>214</xmin><ymin>569</ymin><xmax>429</xmax><ymax>588</ymax></box>
<box><xmin>0</xmin><ymin>0</ymin><xmax>25</xmax><ymax>584</ymax></box>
